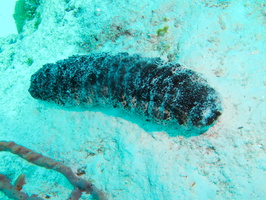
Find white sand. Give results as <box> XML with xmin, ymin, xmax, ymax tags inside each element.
<box><xmin>0</xmin><ymin>0</ymin><xmax>265</xmax><ymax>199</ymax></box>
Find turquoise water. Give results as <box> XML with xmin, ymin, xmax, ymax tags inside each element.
<box><xmin>0</xmin><ymin>0</ymin><xmax>265</xmax><ymax>199</ymax></box>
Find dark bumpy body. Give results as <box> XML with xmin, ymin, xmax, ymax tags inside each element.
<box><xmin>29</xmin><ymin>53</ymin><xmax>222</xmax><ymax>128</ymax></box>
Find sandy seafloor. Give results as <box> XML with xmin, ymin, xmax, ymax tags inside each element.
<box><xmin>0</xmin><ymin>0</ymin><xmax>265</xmax><ymax>199</ymax></box>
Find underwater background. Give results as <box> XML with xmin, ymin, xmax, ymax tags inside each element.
<box><xmin>0</xmin><ymin>0</ymin><xmax>265</xmax><ymax>199</ymax></box>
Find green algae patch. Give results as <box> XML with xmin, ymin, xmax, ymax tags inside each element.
<box><xmin>13</xmin><ymin>0</ymin><xmax>41</xmax><ymax>33</ymax></box>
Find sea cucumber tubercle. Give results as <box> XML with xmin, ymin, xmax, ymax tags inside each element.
<box><xmin>29</xmin><ymin>52</ymin><xmax>222</xmax><ymax>129</ymax></box>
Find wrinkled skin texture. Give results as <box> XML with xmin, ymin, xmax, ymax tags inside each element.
<box><xmin>29</xmin><ymin>52</ymin><xmax>222</xmax><ymax>128</ymax></box>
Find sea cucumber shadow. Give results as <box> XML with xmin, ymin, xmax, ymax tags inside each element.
<box><xmin>53</xmin><ymin>103</ymin><xmax>215</xmax><ymax>138</ymax></box>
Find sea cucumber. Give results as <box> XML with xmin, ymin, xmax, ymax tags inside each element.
<box><xmin>29</xmin><ymin>52</ymin><xmax>222</xmax><ymax>128</ymax></box>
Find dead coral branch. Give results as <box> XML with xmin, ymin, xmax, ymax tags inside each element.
<box><xmin>0</xmin><ymin>174</ymin><xmax>43</xmax><ymax>200</ymax></box>
<box><xmin>0</xmin><ymin>141</ymin><xmax>107</xmax><ymax>200</ymax></box>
